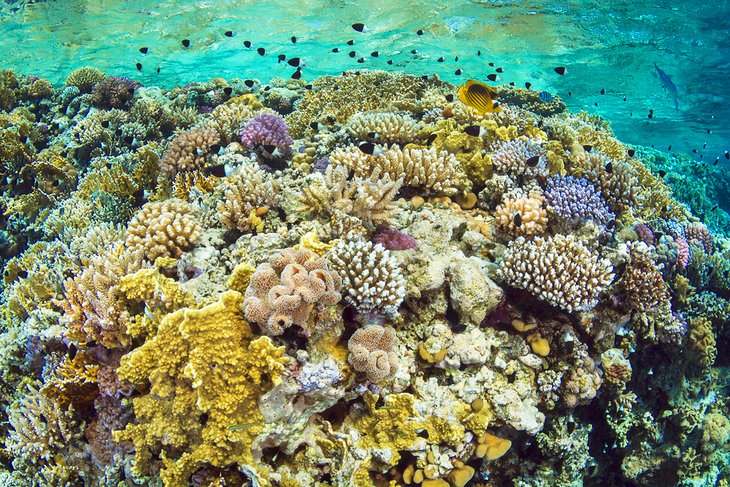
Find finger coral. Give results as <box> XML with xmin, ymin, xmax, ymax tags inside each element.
<box><xmin>243</xmin><ymin>248</ymin><xmax>342</xmax><ymax>336</ymax></box>
<box><xmin>346</xmin><ymin>111</ymin><xmax>419</xmax><ymax>144</ymax></box>
<box><xmin>544</xmin><ymin>175</ymin><xmax>614</xmax><ymax>229</ymax></box>
<box><xmin>348</xmin><ymin>325</ymin><xmax>399</xmax><ymax>382</ymax></box>
<box><xmin>619</xmin><ymin>241</ymin><xmax>670</xmax><ymax>312</ymax></box>
<box><xmin>494</xmin><ymin>188</ymin><xmax>548</xmax><ymax>236</ymax></box>
<box><xmin>159</xmin><ymin>127</ymin><xmax>221</xmax><ymax>177</ymax></box>
<box><xmin>125</xmin><ymin>199</ymin><xmax>202</xmax><ymax>262</ymax></box>
<box><xmin>329</xmin><ymin>144</ymin><xmax>470</xmax><ymax>196</ymax></box>
<box><xmin>65</xmin><ymin>66</ymin><xmax>106</xmax><ymax>92</ymax></box>
<box><xmin>498</xmin><ymin>234</ymin><xmax>614</xmax><ymax>312</ymax></box>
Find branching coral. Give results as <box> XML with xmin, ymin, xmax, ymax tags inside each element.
<box><xmin>491</xmin><ymin>138</ymin><xmax>548</xmax><ymax>178</ymax></box>
<box><xmin>329</xmin><ymin>144</ymin><xmax>470</xmax><ymax>196</ymax></box>
<box><xmin>494</xmin><ymin>188</ymin><xmax>548</xmax><ymax>236</ymax></box>
<box><xmin>296</xmin><ymin>164</ymin><xmax>402</xmax><ymax>225</ymax></box>
<box><xmin>346</xmin><ymin>111</ymin><xmax>419</xmax><ymax>144</ymax></box>
<box><xmin>65</xmin><ymin>66</ymin><xmax>106</xmax><ymax>92</ymax></box>
<box><xmin>125</xmin><ymin>199</ymin><xmax>202</xmax><ymax>262</ymax></box>
<box><xmin>159</xmin><ymin>127</ymin><xmax>221</xmax><ymax>177</ymax></box>
<box><xmin>328</xmin><ymin>237</ymin><xmax>406</xmax><ymax>315</ymax></box>
<box><xmin>243</xmin><ymin>248</ymin><xmax>342</xmax><ymax>336</ymax></box>
<box><xmin>544</xmin><ymin>175</ymin><xmax>614</xmax><ymax>229</ymax></box>
<box><xmin>498</xmin><ymin>234</ymin><xmax>614</xmax><ymax>312</ymax></box>
<box><xmin>115</xmin><ymin>291</ymin><xmax>289</xmax><ymax>485</ymax></box>
<box><xmin>571</xmin><ymin>150</ymin><xmax>641</xmax><ymax>214</ymax></box>
<box><xmin>217</xmin><ymin>160</ymin><xmax>281</xmax><ymax>232</ymax></box>
<box><xmin>348</xmin><ymin>325</ymin><xmax>399</xmax><ymax>382</ymax></box>
<box><xmin>619</xmin><ymin>242</ymin><xmax>670</xmax><ymax>312</ymax></box>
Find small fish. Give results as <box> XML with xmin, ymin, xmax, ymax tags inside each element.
<box><xmin>623</xmin><ymin>96</ymin><xmax>627</xmax><ymax>101</ymax></box>
<box><xmin>68</xmin><ymin>343</ymin><xmax>78</xmax><ymax>360</ymax></box>
<box><xmin>477</xmin><ymin>50</ymin><xmax>482</xmax><ymax>56</ymax></box>
<box><xmin>244</xmin><ymin>79</ymin><xmax>254</xmax><ymax>87</ymax></box>
<box><xmin>156</xmin><ymin>67</ymin><xmax>160</xmax><ymax>73</ymax></box>
<box><xmin>223</xmin><ymin>87</ymin><xmax>232</xmax><ymax>96</ymax></box>
<box><xmin>488</xmin><ymin>62</ymin><xmax>495</xmax><ymax>67</ymax></box>
<box><xmin>568</xmin><ymin>91</ymin><xmax>572</xmax><ymax>96</ymax></box>
<box><xmin>347</xmin><ymin>39</ymin><xmax>355</xmax><ymax>45</ymax></box>
<box><xmin>287</xmin><ymin>57</ymin><xmax>303</xmax><ymax>67</ymax></box>
<box><xmin>426</xmin><ymin>133</ymin><xmax>437</xmax><ymax>145</ymax></box>
<box><xmin>667</xmin><ymin>145</ymin><xmax>672</xmax><ymax>151</ymax></box>
<box><xmin>457</xmin><ymin>79</ymin><xmax>501</xmax><ymax>113</ymax></box>
<box><xmin>257</xmin><ymin>47</ymin><xmax>266</xmax><ymax>56</ymax></box>
<box><xmin>139</xmin><ymin>47</ymin><xmax>148</xmax><ymax>54</ymax></box>
<box><xmin>291</xmin><ymin>36</ymin><xmax>297</xmax><ymax>43</ymax></box>
<box><xmin>291</xmin><ymin>68</ymin><xmax>302</xmax><ymax>80</ymax></box>
<box><xmin>101</xmin><ymin>120</ymin><xmax>110</xmax><ymax>128</ymax></box>
<box><xmin>310</xmin><ymin>122</ymin><xmax>323</xmax><ymax>131</ymax></box>
<box><xmin>387</xmin><ymin>60</ymin><xmax>393</xmax><ymax>65</ymax></box>
<box><xmin>181</xmin><ymin>39</ymin><xmax>190</xmax><ymax>47</ymax></box>
<box><xmin>205</xmin><ymin>163</ymin><xmax>235</xmax><ymax>177</ymax></box>
<box><xmin>525</xmin><ymin>82</ymin><xmax>532</xmax><ymax>89</ymax></box>
<box><xmin>714</xmin><ymin>158</ymin><xmax>720</xmax><ymax>166</ymax></box>
<box><xmin>352</xmin><ymin>23</ymin><xmax>367</xmax><ymax>32</ymax></box>
<box><xmin>437</xmin><ymin>57</ymin><xmax>444</xmax><ymax>62</ymax></box>
<box><xmin>583</xmin><ymin>145</ymin><xmax>592</xmax><ymax>152</ymax></box>
<box><xmin>554</xmin><ymin>66</ymin><xmax>567</xmax><ymax>75</ymax></box>
<box><xmin>513</xmin><ymin>213</ymin><xmax>523</xmax><ymax>227</ymax></box>
<box><xmin>412</xmin><ymin>49</ymin><xmax>419</xmax><ymax>54</ymax></box>
<box><xmin>464</xmin><ymin>125</ymin><xmax>486</xmax><ymax>137</ymax></box>
<box><xmin>367</xmin><ymin>131</ymin><xmax>380</xmax><ymax>139</ymax></box>
<box><xmin>417</xmin><ymin>29</ymin><xmax>424</xmax><ymax>35</ymax></box>
<box><xmin>486</xmin><ymin>73</ymin><xmax>499</xmax><ymax>82</ymax></box>
<box><xmin>278</xmin><ymin>54</ymin><xmax>286</xmax><ymax>62</ymax></box>
<box><xmin>445</xmin><ymin>94</ymin><xmax>454</xmax><ymax>102</ymax></box>
<box><xmin>605</xmin><ymin>162</ymin><xmax>613</xmax><ymax>174</ymax></box>
<box><xmin>224</xmin><ymin>30</ymin><xmax>233</xmax><ymax>37</ymax></box>
<box><xmin>525</xmin><ymin>155</ymin><xmax>540</xmax><ymax>167</ymax></box>
<box><xmin>496</xmin><ymin>67</ymin><xmax>504</xmax><ymax>73</ymax></box>
<box><xmin>658</xmin><ymin>170</ymin><xmax>666</xmax><ymax>178</ymax></box>
<box><xmin>332</xmin><ymin>47</ymin><xmax>340</xmax><ymax>53</ymax></box>
<box><xmin>648</xmin><ymin>110</ymin><xmax>654</xmax><ymax>119</ymax></box>
<box><xmin>538</xmin><ymin>90</ymin><xmax>553</xmax><ymax>102</ymax></box>
<box><xmin>357</xmin><ymin>57</ymin><xmax>366</xmax><ymax>63</ymax></box>
<box><xmin>627</xmin><ymin>149</ymin><xmax>635</xmax><ymax>157</ymax></box>
<box><xmin>725</xmin><ymin>151</ymin><xmax>729</xmax><ymax>159</ymax></box>
<box><xmin>358</xmin><ymin>142</ymin><xmax>383</xmax><ymax>155</ymax></box>
<box><xmin>455</xmin><ymin>69</ymin><xmax>463</xmax><ymax>75</ymax></box>
<box><xmin>370</xmin><ymin>51</ymin><xmax>379</xmax><ymax>57</ymax></box>
<box><xmin>600</xmin><ymin>88</ymin><xmax>605</xmax><ymax>95</ymax></box>
<box><xmin>454</xmin><ymin>55</ymin><xmax>458</xmax><ymax>61</ymax></box>
<box><xmin>244</xmin><ymin>40</ymin><xmax>252</xmax><ymax>48</ymax></box>
<box><xmin>349</xmin><ymin>51</ymin><xmax>356</xmax><ymax>58</ymax></box>
<box><xmin>606</xmin><ymin>219</ymin><xmax>616</xmax><ymax>230</ymax></box>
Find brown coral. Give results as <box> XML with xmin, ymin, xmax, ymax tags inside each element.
<box><xmin>125</xmin><ymin>199</ymin><xmax>202</xmax><ymax>262</ymax></box>
<box><xmin>619</xmin><ymin>242</ymin><xmax>669</xmax><ymax>312</ymax></box>
<box><xmin>243</xmin><ymin>248</ymin><xmax>342</xmax><ymax>336</ymax></box>
<box><xmin>218</xmin><ymin>161</ymin><xmax>281</xmax><ymax>232</ymax></box>
<box><xmin>348</xmin><ymin>325</ymin><xmax>399</xmax><ymax>382</ymax></box>
<box><xmin>159</xmin><ymin>127</ymin><xmax>221</xmax><ymax>177</ymax></box>
<box><xmin>65</xmin><ymin>66</ymin><xmax>106</xmax><ymax>92</ymax></box>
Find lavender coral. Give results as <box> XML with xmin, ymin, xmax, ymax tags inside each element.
<box><xmin>544</xmin><ymin>175</ymin><xmax>614</xmax><ymax>228</ymax></box>
<box><xmin>240</xmin><ymin>112</ymin><xmax>293</xmax><ymax>158</ymax></box>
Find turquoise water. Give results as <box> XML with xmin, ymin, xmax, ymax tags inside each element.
<box><xmin>1</xmin><ymin>1</ymin><xmax>730</xmax><ymax>486</ymax></box>
<box><xmin>2</xmin><ymin>0</ymin><xmax>729</xmax><ymax>158</ymax></box>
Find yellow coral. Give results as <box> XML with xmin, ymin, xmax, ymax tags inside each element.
<box><xmin>115</xmin><ymin>291</ymin><xmax>288</xmax><ymax>486</ymax></box>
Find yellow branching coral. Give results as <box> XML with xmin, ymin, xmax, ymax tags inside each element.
<box><xmin>244</xmin><ymin>248</ymin><xmax>342</xmax><ymax>336</ymax></box>
<box><xmin>329</xmin><ymin>144</ymin><xmax>470</xmax><ymax>196</ymax></box>
<box><xmin>498</xmin><ymin>234</ymin><xmax>614</xmax><ymax>313</ymax></box>
<box><xmin>218</xmin><ymin>162</ymin><xmax>281</xmax><ymax>232</ymax></box>
<box><xmin>494</xmin><ymin>188</ymin><xmax>548</xmax><ymax>236</ymax></box>
<box><xmin>296</xmin><ymin>165</ymin><xmax>402</xmax><ymax>225</ymax></box>
<box><xmin>347</xmin><ymin>111</ymin><xmax>419</xmax><ymax>144</ymax></box>
<box><xmin>65</xmin><ymin>66</ymin><xmax>106</xmax><ymax>92</ymax></box>
<box><xmin>115</xmin><ymin>291</ymin><xmax>289</xmax><ymax>486</ymax></box>
<box><xmin>125</xmin><ymin>199</ymin><xmax>202</xmax><ymax>262</ymax></box>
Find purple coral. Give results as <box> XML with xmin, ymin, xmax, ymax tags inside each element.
<box><xmin>544</xmin><ymin>175</ymin><xmax>614</xmax><ymax>228</ymax></box>
<box><xmin>240</xmin><ymin>113</ymin><xmax>293</xmax><ymax>158</ymax></box>
<box><xmin>685</xmin><ymin>223</ymin><xmax>713</xmax><ymax>254</ymax></box>
<box><xmin>634</xmin><ymin>223</ymin><xmax>655</xmax><ymax>245</ymax></box>
<box><xmin>373</xmin><ymin>227</ymin><xmax>418</xmax><ymax>251</ymax></box>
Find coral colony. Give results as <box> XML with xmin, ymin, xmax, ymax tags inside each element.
<box><xmin>0</xmin><ymin>67</ymin><xmax>728</xmax><ymax>487</ymax></box>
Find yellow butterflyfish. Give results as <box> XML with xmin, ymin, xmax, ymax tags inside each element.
<box><xmin>457</xmin><ymin>79</ymin><xmax>501</xmax><ymax>113</ymax></box>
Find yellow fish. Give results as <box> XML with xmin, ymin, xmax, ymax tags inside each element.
<box><xmin>457</xmin><ymin>80</ymin><xmax>501</xmax><ymax>113</ymax></box>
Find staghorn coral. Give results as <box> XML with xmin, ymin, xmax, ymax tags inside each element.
<box><xmin>494</xmin><ymin>188</ymin><xmax>549</xmax><ymax>236</ymax></box>
<box><xmin>243</xmin><ymin>248</ymin><xmax>341</xmax><ymax>336</ymax></box>
<box><xmin>115</xmin><ymin>291</ymin><xmax>289</xmax><ymax>485</ymax></box>
<box><xmin>125</xmin><ymin>199</ymin><xmax>202</xmax><ymax>262</ymax></box>
<box><xmin>159</xmin><ymin>127</ymin><xmax>221</xmax><ymax>177</ymax></box>
<box><xmin>348</xmin><ymin>324</ymin><xmax>399</xmax><ymax>382</ymax></box>
<box><xmin>328</xmin><ymin>236</ymin><xmax>406</xmax><ymax>316</ymax></box>
<box><xmin>295</xmin><ymin>164</ymin><xmax>402</xmax><ymax>225</ymax></box>
<box><xmin>217</xmin><ymin>160</ymin><xmax>281</xmax><ymax>233</ymax></box>
<box><xmin>65</xmin><ymin>66</ymin><xmax>106</xmax><ymax>92</ymax></box>
<box><xmin>329</xmin><ymin>144</ymin><xmax>470</xmax><ymax>196</ymax></box>
<box><xmin>498</xmin><ymin>234</ymin><xmax>614</xmax><ymax>312</ymax></box>
<box><xmin>346</xmin><ymin>111</ymin><xmax>419</xmax><ymax>144</ymax></box>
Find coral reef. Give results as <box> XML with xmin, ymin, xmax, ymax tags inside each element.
<box><xmin>125</xmin><ymin>199</ymin><xmax>202</xmax><ymax>261</ymax></box>
<box><xmin>347</xmin><ymin>324</ymin><xmax>399</xmax><ymax>382</ymax></box>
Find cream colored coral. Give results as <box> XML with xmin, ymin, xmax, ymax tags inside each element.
<box><xmin>244</xmin><ymin>248</ymin><xmax>342</xmax><ymax>336</ymax></box>
<box><xmin>328</xmin><ymin>237</ymin><xmax>406</xmax><ymax>315</ymax></box>
<box><xmin>159</xmin><ymin>127</ymin><xmax>221</xmax><ymax>177</ymax></box>
<box><xmin>347</xmin><ymin>111</ymin><xmax>419</xmax><ymax>144</ymax></box>
<box><xmin>329</xmin><ymin>145</ymin><xmax>470</xmax><ymax>196</ymax></box>
<box><xmin>494</xmin><ymin>188</ymin><xmax>548</xmax><ymax>236</ymax></box>
<box><xmin>125</xmin><ymin>199</ymin><xmax>202</xmax><ymax>262</ymax></box>
<box><xmin>348</xmin><ymin>325</ymin><xmax>399</xmax><ymax>382</ymax></box>
<box><xmin>218</xmin><ymin>161</ymin><xmax>280</xmax><ymax>232</ymax></box>
<box><xmin>498</xmin><ymin>234</ymin><xmax>614</xmax><ymax>312</ymax></box>
<box><xmin>572</xmin><ymin>151</ymin><xmax>639</xmax><ymax>212</ymax></box>
<box><xmin>297</xmin><ymin>165</ymin><xmax>402</xmax><ymax>224</ymax></box>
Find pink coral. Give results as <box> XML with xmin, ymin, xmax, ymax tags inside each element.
<box><xmin>240</xmin><ymin>113</ymin><xmax>293</xmax><ymax>158</ymax></box>
<box><xmin>373</xmin><ymin>227</ymin><xmax>418</xmax><ymax>251</ymax></box>
<box><xmin>685</xmin><ymin>223</ymin><xmax>713</xmax><ymax>254</ymax></box>
<box><xmin>675</xmin><ymin>235</ymin><xmax>690</xmax><ymax>270</ymax></box>
<box><xmin>634</xmin><ymin>223</ymin><xmax>654</xmax><ymax>245</ymax></box>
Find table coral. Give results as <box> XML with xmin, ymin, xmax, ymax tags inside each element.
<box><xmin>115</xmin><ymin>291</ymin><xmax>288</xmax><ymax>485</ymax></box>
<box><xmin>497</xmin><ymin>234</ymin><xmax>614</xmax><ymax>312</ymax></box>
<box><xmin>243</xmin><ymin>247</ymin><xmax>342</xmax><ymax>336</ymax></box>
